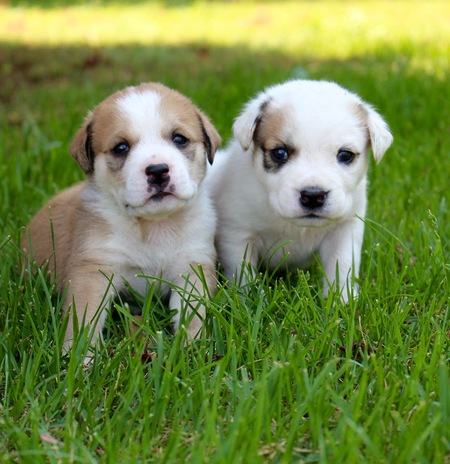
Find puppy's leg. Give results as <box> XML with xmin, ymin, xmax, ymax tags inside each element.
<box><xmin>170</xmin><ymin>263</ymin><xmax>216</xmax><ymax>338</ymax></box>
<box><xmin>63</xmin><ymin>267</ymin><xmax>116</xmax><ymax>353</ymax></box>
<box><xmin>218</xmin><ymin>235</ymin><xmax>258</xmax><ymax>286</ymax></box>
<box><xmin>319</xmin><ymin>219</ymin><xmax>364</xmax><ymax>302</ymax></box>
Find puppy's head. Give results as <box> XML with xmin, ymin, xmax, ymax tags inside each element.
<box><xmin>233</xmin><ymin>80</ymin><xmax>393</xmax><ymax>224</ymax></box>
<box><xmin>71</xmin><ymin>83</ymin><xmax>220</xmax><ymax>218</ymax></box>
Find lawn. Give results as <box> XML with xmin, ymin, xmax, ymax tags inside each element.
<box><xmin>0</xmin><ymin>0</ymin><xmax>449</xmax><ymax>462</ymax></box>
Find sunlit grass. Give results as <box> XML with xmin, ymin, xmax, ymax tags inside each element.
<box><xmin>1</xmin><ymin>1</ymin><xmax>449</xmax><ymax>65</ymax></box>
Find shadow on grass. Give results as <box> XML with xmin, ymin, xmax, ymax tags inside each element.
<box><xmin>0</xmin><ymin>42</ymin><xmax>303</xmax><ymax>139</ymax></box>
<box><xmin>2</xmin><ymin>41</ymin><xmax>449</xmax><ymax>137</ymax></box>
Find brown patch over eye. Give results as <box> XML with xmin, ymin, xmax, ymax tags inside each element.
<box><xmin>253</xmin><ymin>104</ymin><xmax>296</xmax><ymax>172</ymax></box>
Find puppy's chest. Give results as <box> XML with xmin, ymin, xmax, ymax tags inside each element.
<box><xmin>104</xmin><ymin>223</ymin><xmax>183</xmax><ymax>274</ymax></box>
<box><xmin>256</xmin><ymin>225</ymin><xmax>328</xmax><ymax>267</ymax></box>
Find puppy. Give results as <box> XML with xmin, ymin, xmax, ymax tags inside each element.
<box><xmin>207</xmin><ymin>80</ymin><xmax>393</xmax><ymax>300</ymax></box>
<box><xmin>22</xmin><ymin>83</ymin><xmax>221</xmax><ymax>352</ymax></box>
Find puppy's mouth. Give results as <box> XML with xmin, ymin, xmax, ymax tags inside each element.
<box><xmin>295</xmin><ymin>212</ymin><xmax>340</xmax><ymax>227</ymax></box>
<box><xmin>296</xmin><ymin>212</ymin><xmax>331</xmax><ymax>224</ymax></box>
<box><xmin>150</xmin><ymin>192</ymin><xmax>172</xmax><ymax>202</ymax></box>
<box><xmin>297</xmin><ymin>212</ymin><xmax>325</xmax><ymax>220</ymax></box>
<box><xmin>125</xmin><ymin>192</ymin><xmax>177</xmax><ymax>211</ymax></box>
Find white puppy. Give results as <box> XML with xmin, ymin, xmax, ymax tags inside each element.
<box><xmin>22</xmin><ymin>83</ymin><xmax>221</xmax><ymax>351</ymax></box>
<box><xmin>207</xmin><ymin>80</ymin><xmax>392</xmax><ymax>300</ymax></box>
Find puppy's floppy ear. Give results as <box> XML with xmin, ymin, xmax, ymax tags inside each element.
<box><xmin>233</xmin><ymin>94</ymin><xmax>270</xmax><ymax>152</ymax></box>
<box><xmin>70</xmin><ymin>111</ymin><xmax>95</xmax><ymax>174</ymax></box>
<box><xmin>361</xmin><ymin>103</ymin><xmax>393</xmax><ymax>164</ymax></box>
<box><xmin>197</xmin><ymin>111</ymin><xmax>221</xmax><ymax>165</ymax></box>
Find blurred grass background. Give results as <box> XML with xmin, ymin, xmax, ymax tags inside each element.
<box><xmin>0</xmin><ymin>1</ymin><xmax>449</xmax><ymax>462</ymax></box>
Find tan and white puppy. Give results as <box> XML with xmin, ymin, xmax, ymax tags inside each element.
<box><xmin>22</xmin><ymin>83</ymin><xmax>221</xmax><ymax>352</ymax></box>
<box><xmin>207</xmin><ymin>80</ymin><xmax>392</xmax><ymax>300</ymax></box>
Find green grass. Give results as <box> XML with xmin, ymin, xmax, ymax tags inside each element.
<box><xmin>1</xmin><ymin>1</ymin><xmax>449</xmax><ymax>462</ymax></box>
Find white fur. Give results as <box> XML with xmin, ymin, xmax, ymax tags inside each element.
<box><xmin>80</xmin><ymin>181</ymin><xmax>216</xmax><ymax>289</ymax></box>
<box><xmin>207</xmin><ymin>80</ymin><xmax>393</xmax><ymax>300</ymax></box>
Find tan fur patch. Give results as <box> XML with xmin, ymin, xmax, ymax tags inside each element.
<box><xmin>155</xmin><ymin>83</ymin><xmax>220</xmax><ymax>164</ymax></box>
<box><xmin>252</xmin><ymin>103</ymin><xmax>297</xmax><ymax>171</ymax></box>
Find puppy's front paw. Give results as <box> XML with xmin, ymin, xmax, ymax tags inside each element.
<box><xmin>186</xmin><ymin>316</ymin><xmax>203</xmax><ymax>339</ymax></box>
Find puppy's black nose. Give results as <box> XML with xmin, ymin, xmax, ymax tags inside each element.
<box><xmin>146</xmin><ymin>163</ymin><xmax>170</xmax><ymax>186</ymax></box>
<box><xmin>300</xmin><ymin>187</ymin><xmax>328</xmax><ymax>210</ymax></box>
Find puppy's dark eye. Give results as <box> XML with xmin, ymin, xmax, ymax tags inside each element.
<box><xmin>337</xmin><ymin>149</ymin><xmax>356</xmax><ymax>165</ymax></box>
<box><xmin>112</xmin><ymin>142</ymin><xmax>130</xmax><ymax>156</ymax></box>
<box><xmin>172</xmin><ymin>134</ymin><xmax>189</xmax><ymax>147</ymax></box>
<box><xmin>270</xmin><ymin>147</ymin><xmax>289</xmax><ymax>163</ymax></box>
